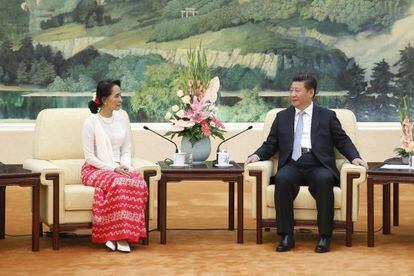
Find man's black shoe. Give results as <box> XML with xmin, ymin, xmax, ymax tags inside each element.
<box><xmin>276</xmin><ymin>235</ymin><xmax>295</xmax><ymax>252</ymax></box>
<box><xmin>315</xmin><ymin>236</ymin><xmax>331</xmax><ymax>253</ymax></box>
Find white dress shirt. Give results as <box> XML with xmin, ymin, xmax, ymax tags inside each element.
<box><xmin>294</xmin><ymin>102</ymin><xmax>313</xmax><ymax>149</ymax></box>
<box><xmin>82</xmin><ymin>113</ymin><xmax>133</xmax><ymax>171</ymax></box>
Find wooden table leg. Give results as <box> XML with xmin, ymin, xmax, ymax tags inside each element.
<box><xmin>383</xmin><ymin>183</ymin><xmax>391</xmax><ymax>235</ymax></box>
<box><xmin>157</xmin><ymin>181</ymin><xmax>161</xmax><ymax>232</ymax></box>
<box><xmin>160</xmin><ymin>176</ymin><xmax>167</xmax><ymax>244</ymax></box>
<box><xmin>228</xmin><ymin>181</ymin><xmax>234</xmax><ymax>231</ymax></box>
<box><xmin>0</xmin><ymin>186</ymin><xmax>5</xmax><ymax>240</ymax></box>
<box><xmin>367</xmin><ymin>176</ymin><xmax>374</xmax><ymax>247</ymax></box>
<box><xmin>237</xmin><ymin>175</ymin><xmax>243</xmax><ymax>244</ymax></box>
<box><xmin>32</xmin><ymin>181</ymin><xmax>40</xmax><ymax>251</ymax></box>
<box><xmin>393</xmin><ymin>182</ymin><xmax>399</xmax><ymax>226</ymax></box>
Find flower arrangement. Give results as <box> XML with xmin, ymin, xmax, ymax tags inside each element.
<box><xmin>395</xmin><ymin>97</ymin><xmax>414</xmax><ymax>158</ymax></box>
<box><xmin>164</xmin><ymin>46</ymin><xmax>225</xmax><ymax>145</ymax></box>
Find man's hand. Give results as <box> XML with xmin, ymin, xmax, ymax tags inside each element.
<box><xmin>114</xmin><ymin>166</ymin><xmax>131</xmax><ymax>177</ymax></box>
<box><xmin>352</xmin><ymin>158</ymin><xmax>368</xmax><ymax>169</ymax></box>
<box><xmin>245</xmin><ymin>154</ymin><xmax>260</xmax><ymax>165</ymax></box>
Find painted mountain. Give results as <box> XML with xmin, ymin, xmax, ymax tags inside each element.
<box><xmin>0</xmin><ymin>0</ymin><xmax>413</xmax><ymax>122</ymax></box>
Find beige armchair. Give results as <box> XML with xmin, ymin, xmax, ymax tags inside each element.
<box><xmin>244</xmin><ymin>108</ymin><xmax>366</xmax><ymax>246</ymax></box>
<box><xmin>23</xmin><ymin>108</ymin><xmax>161</xmax><ymax>249</ymax></box>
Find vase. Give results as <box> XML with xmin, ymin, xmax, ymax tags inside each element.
<box><xmin>402</xmin><ymin>156</ymin><xmax>409</xmax><ymax>164</ymax></box>
<box><xmin>180</xmin><ymin>136</ymin><xmax>211</xmax><ymax>163</ymax></box>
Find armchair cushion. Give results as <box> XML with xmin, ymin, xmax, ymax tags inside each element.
<box><xmin>265</xmin><ymin>185</ymin><xmax>342</xmax><ymax>209</ymax></box>
<box><xmin>65</xmin><ymin>185</ymin><xmax>94</xmax><ymax>211</ymax></box>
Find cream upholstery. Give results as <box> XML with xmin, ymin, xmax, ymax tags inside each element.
<box><xmin>244</xmin><ymin>108</ymin><xmax>366</xmax><ymax>233</ymax></box>
<box><xmin>23</xmin><ymin>108</ymin><xmax>161</xmax><ymax>227</ymax></box>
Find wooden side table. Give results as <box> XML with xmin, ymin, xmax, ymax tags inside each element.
<box><xmin>367</xmin><ymin>160</ymin><xmax>414</xmax><ymax>247</ymax></box>
<box><xmin>157</xmin><ymin>161</ymin><xmax>244</xmax><ymax>244</ymax></box>
<box><xmin>0</xmin><ymin>163</ymin><xmax>41</xmax><ymax>251</ymax></box>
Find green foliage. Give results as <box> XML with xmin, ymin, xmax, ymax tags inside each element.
<box><xmin>397</xmin><ymin>96</ymin><xmax>412</xmax><ymax>124</ymax></box>
<box><xmin>16</xmin><ymin>62</ymin><xmax>30</xmax><ymax>84</ymax></box>
<box><xmin>30</xmin><ymin>58</ymin><xmax>56</xmax><ymax>86</ymax></box>
<box><xmin>0</xmin><ymin>0</ymin><xmax>29</xmax><ymax>40</ymax></box>
<box><xmin>213</xmin><ymin>65</ymin><xmax>265</xmax><ymax>91</ymax></box>
<box><xmin>131</xmin><ymin>64</ymin><xmax>181</xmax><ymax>121</ymax></box>
<box><xmin>150</xmin><ymin>3</ymin><xmax>245</xmax><ymax>42</ymax></box>
<box><xmin>47</xmin><ymin>76</ymin><xmax>68</xmax><ymax>91</ymax></box>
<box><xmin>395</xmin><ymin>43</ymin><xmax>414</xmax><ymax>100</ymax></box>
<box><xmin>216</xmin><ymin>88</ymin><xmax>272</xmax><ymax>122</ymax></box>
<box><xmin>240</xmin><ymin>0</ymin><xmax>299</xmax><ymax>22</ymax></box>
<box><xmin>178</xmin><ymin>45</ymin><xmax>210</xmax><ymax>96</ymax></box>
<box><xmin>394</xmin><ymin>147</ymin><xmax>410</xmax><ymax>158</ymax></box>
<box><xmin>106</xmin><ymin>54</ymin><xmax>164</xmax><ymax>91</ymax></box>
<box><xmin>365</xmin><ymin>59</ymin><xmax>396</xmax><ymax>118</ymax></box>
<box><xmin>302</xmin><ymin>0</ymin><xmax>411</xmax><ymax>32</ymax></box>
<box><xmin>40</xmin><ymin>0</ymin><xmax>119</xmax><ymax>30</ymax></box>
<box><xmin>338</xmin><ymin>62</ymin><xmax>367</xmax><ymax>120</ymax></box>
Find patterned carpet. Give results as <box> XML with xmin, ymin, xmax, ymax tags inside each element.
<box><xmin>1</xmin><ymin>181</ymin><xmax>414</xmax><ymax>275</ymax></box>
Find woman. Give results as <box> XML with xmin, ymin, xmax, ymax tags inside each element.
<box><xmin>81</xmin><ymin>79</ymin><xmax>148</xmax><ymax>253</ymax></box>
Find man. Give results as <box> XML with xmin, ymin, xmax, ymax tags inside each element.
<box><xmin>245</xmin><ymin>74</ymin><xmax>367</xmax><ymax>253</ymax></box>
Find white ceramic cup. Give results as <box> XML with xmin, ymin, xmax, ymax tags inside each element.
<box><xmin>217</xmin><ymin>151</ymin><xmax>230</xmax><ymax>166</ymax></box>
<box><xmin>173</xmin><ymin>152</ymin><xmax>187</xmax><ymax>166</ymax></box>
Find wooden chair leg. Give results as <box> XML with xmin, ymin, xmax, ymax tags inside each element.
<box><xmin>345</xmin><ymin>221</ymin><xmax>353</xmax><ymax>247</ymax></box>
<box><xmin>250</xmin><ymin>171</ymin><xmax>263</xmax><ymax>244</ymax></box>
<box><xmin>39</xmin><ymin>222</ymin><xmax>43</xmax><ymax>237</ymax></box>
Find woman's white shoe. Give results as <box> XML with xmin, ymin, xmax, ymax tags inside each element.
<box><xmin>105</xmin><ymin>241</ymin><xmax>116</xmax><ymax>251</ymax></box>
<box><xmin>116</xmin><ymin>240</ymin><xmax>131</xmax><ymax>253</ymax></box>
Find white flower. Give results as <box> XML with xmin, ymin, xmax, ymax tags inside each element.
<box><xmin>176</xmin><ymin>109</ymin><xmax>185</xmax><ymax>118</ymax></box>
<box><xmin>92</xmin><ymin>92</ymin><xmax>97</xmax><ymax>101</ymax></box>
<box><xmin>172</xmin><ymin>105</ymin><xmax>180</xmax><ymax>112</ymax></box>
<box><xmin>164</xmin><ymin>112</ymin><xmax>173</xmax><ymax>120</ymax></box>
<box><xmin>409</xmin><ymin>141</ymin><xmax>414</xmax><ymax>152</ymax></box>
<box><xmin>182</xmin><ymin>95</ymin><xmax>191</xmax><ymax>104</ymax></box>
<box><xmin>176</xmin><ymin>90</ymin><xmax>184</xmax><ymax>97</ymax></box>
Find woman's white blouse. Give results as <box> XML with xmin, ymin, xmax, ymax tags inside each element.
<box><xmin>82</xmin><ymin>113</ymin><xmax>132</xmax><ymax>171</ymax></box>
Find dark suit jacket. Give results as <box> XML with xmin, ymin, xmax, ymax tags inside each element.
<box><xmin>254</xmin><ymin>105</ymin><xmax>360</xmax><ymax>181</ymax></box>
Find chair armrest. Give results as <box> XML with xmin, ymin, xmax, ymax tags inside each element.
<box><xmin>340</xmin><ymin>162</ymin><xmax>366</xmax><ymax>189</ymax></box>
<box><xmin>23</xmin><ymin>159</ymin><xmax>64</xmax><ymax>186</ymax></box>
<box><xmin>244</xmin><ymin>160</ymin><xmax>274</xmax><ymax>185</ymax></box>
<box><xmin>131</xmin><ymin>158</ymin><xmax>161</xmax><ymax>182</ymax></box>
<box><xmin>339</xmin><ymin>161</ymin><xmax>367</xmax><ymax>222</ymax></box>
<box><xmin>244</xmin><ymin>160</ymin><xmax>275</xmax><ymax>219</ymax></box>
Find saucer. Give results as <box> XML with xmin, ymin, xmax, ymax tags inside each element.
<box><xmin>214</xmin><ymin>163</ymin><xmax>233</xmax><ymax>168</ymax></box>
<box><xmin>169</xmin><ymin>164</ymin><xmax>190</xmax><ymax>168</ymax></box>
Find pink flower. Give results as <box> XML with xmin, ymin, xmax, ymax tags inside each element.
<box><xmin>201</xmin><ymin>121</ymin><xmax>211</xmax><ymax>137</ymax></box>
<box><xmin>210</xmin><ymin>116</ymin><xmax>225</xmax><ymax>129</ymax></box>
<box><xmin>186</xmin><ymin>97</ymin><xmax>210</xmax><ymax>122</ymax></box>
<box><xmin>402</xmin><ymin>116</ymin><xmax>413</xmax><ymax>151</ymax></box>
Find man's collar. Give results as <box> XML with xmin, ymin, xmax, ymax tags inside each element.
<box><xmin>295</xmin><ymin>102</ymin><xmax>313</xmax><ymax>116</ymax></box>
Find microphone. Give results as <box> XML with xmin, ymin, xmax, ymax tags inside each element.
<box><xmin>216</xmin><ymin>125</ymin><xmax>253</xmax><ymax>159</ymax></box>
<box><xmin>143</xmin><ymin>126</ymin><xmax>179</xmax><ymax>153</ymax></box>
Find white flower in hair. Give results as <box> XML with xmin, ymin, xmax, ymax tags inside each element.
<box><xmin>92</xmin><ymin>93</ymin><xmax>97</xmax><ymax>101</ymax></box>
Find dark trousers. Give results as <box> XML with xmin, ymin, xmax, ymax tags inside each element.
<box><xmin>274</xmin><ymin>152</ymin><xmax>337</xmax><ymax>236</ymax></box>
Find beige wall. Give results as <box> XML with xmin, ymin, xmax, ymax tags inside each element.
<box><xmin>0</xmin><ymin>122</ymin><xmax>401</xmax><ymax>164</ymax></box>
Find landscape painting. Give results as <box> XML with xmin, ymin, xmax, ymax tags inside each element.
<box><xmin>0</xmin><ymin>0</ymin><xmax>413</xmax><ymax>122</ymax></box>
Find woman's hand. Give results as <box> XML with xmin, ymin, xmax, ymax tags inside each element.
<box><xmin>114</xmin><ymin>166</ymin><xmax>131</xmax><ymax>177</ymax></box>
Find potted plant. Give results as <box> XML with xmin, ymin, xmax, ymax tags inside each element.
<box><xmin>164</xmin><ymin>46</ymin><xmax>225</xmax><ymax>163</ymax></box>
<box><xmin>395</xmin><ymin>97</ymin><xmax>414</xmax><ymax>164</ymax></box>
